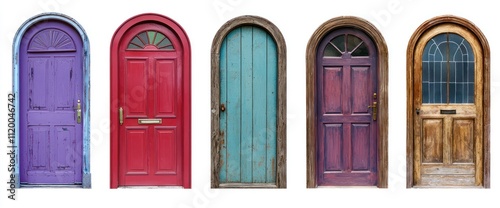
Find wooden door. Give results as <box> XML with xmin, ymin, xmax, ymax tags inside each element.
<box><xmin>19</xmin><ymin>21</ymin><xmax>83</xmax><ymax>184</ymax></box>
<box><xmin>218</xmin><ymin>26</ymin><xmax>278</xmax><ymax>186</ymax></box>
<box><xmin>117</xmin><ymin>23</ymin><xmax>184</xmax><ymax>186</ymax></box>
<box><xmin>316</xmin><ymin>28</ymin><xmax>378</xmax><ymax>186</ymax></box>
<box><xmin>412</xmin><ymin>24</ymin><xmax>483</xmax><ymax>187</ymax></box>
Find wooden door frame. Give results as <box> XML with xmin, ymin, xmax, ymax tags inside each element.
<box><xmin>12</xmin><ymin>13</ymin><xmax>91</xmax><ymax>188</ymax></box>
<box><xmin>406</xmin><ymin>15</ymin><xmax>490</xmax><ymax>188</ymax></box>
<box><xmin>306</xmin><ymin>16</ymin><xmax>388</xmax><ymax>188</ymax></box>
<box><xmin>110</xmin><ymin>13</ymin><xmax>191</xmax><ymax>189</ymax></box>
<box><xmin>210</xmin><ymin>15</ymin><xmax>286</xmax><ymax>188</ymax></box>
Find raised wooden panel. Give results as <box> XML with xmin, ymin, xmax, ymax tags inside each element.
<box><xmin>420</xmin><ymin>175</ymin><xmax>475</xmax><ymax>186</ymax></box>
<box><xmin>54</xmin><ymin>57</ymin><xmax>75</xmax><ymax>110</ymax></box>
<box><xmin>422</xmin><ymin>119</ymin><xmax>444</xmax><ymax>163</ymax></box>
<box><xmin>352</xmin><ymin>124</ymin><xmax>370</xmax><ymax>171</ymax></box>
<box><xmin>351</xmin><ymin>67</ymin><xmax>370</xmax><ymax>114</ymax></box>
<box><xmin>29</xmin><ymin>57</ymin><xmax>49</xmax><ymax>110</ymax></box>
<box><xmin>125</xmin><ymin>58</ymin><xmax>148</xmax><ymax>117</ymax></box>
<box><xmin>422</xmin><ymin>164</ymin><xmax>475</xmax><ymax>175</ymax></box>
<box><xmin>28</xmin><ymin>126</ymin><xmax>50</xmax><ymax>169</ymax></box>
<box><xmin>452</xmin><ymin>119</ymin><xmax>474</xmax><ymax>163</ymax></box>
<box><xmin>155</xmin><ymin>127</ymin><xmax>176</xmax><ymax>174</ymax></box>
<box><xmin>324</xmin><ymin>124</ymin><xmax>343</xmax><ymax>171</ymax></box>
<box><xmin>55</xmin><ymin>126</ymin><xmax>75</xmax><ymax>169</ymax></box>
<box><xmin>155</xmin><ymin>58</ymin><xmax>176</xmax><ymax>117</ymax></box>
<box><xmin>28</xmin><ymin>29</ymin><xmax>76</xmax><ymax>52</ymax></box>
<box><xmin>323</xmin><ymin>67</ymin><xmax>343</xmax><ymax>114</ymax></box>
<box><xmin>125</xmin><ymin>127</ymin><xmax>148</xmax><ymax>174</ymax></box>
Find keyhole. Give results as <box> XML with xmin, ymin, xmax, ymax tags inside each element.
<box><xmin>416</xmin><ymin>108</ymin><xmax>420</xmax><ymax>115</ymax></box>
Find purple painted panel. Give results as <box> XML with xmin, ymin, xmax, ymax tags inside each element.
<box><xmin>317</xmin><ymin>28</ymin><xmax>378</xmax><ymax>186</ymax></box>
<box><xmin>20</xmin><ymin>21</ymin><xmax>83</xmax><ymax>184</ymax></box>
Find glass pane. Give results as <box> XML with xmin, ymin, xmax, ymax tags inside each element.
<box><xmin>147</xmin><ymin>31</ymin><xmax>156</xmax><ymax>44</ymax></box>
<box><xmin>127</xmin><ymin>31</ymin><xmax>174</xmax><ymax>50</ymax></box>
<box><xmin>347</xmin><ymin>35</ymin><xmax>362</xmax><ymax>52</ymax></box>
<box><xmin>421</xmin><ymin>33</ymin><xmax>474</xmax><ymax>104</ymax></box>
<box><xmin>323</xmin><ymin>43</ymin><xmax>342</xmax><ymax>57</ymax></box>
<box><xmin>154</xmin><ymin>32</ymin><xmax>166</xmax><ymax>45</ymax></box>
<box><xmin>138</xmin><ymin>32</ymin><xmax>148</xmax><ymax>46</ymax></box>
<box><xmin>127</xmin><ymin>43</ymin><xmax>141</xmax><ymax>49</ymax></box>
<box><xmin>157</xmin><ymin>37</ymin><xmax>173</xmax><ymax>49</ymax></box>
<box><xmin>351</xmin><ymin>42</ymin><xmax>369</xmax><ymax>56</ymax></box>
<box><xmin>332</xmin><ymin>35</ymin><xmax>345</xmax><ymax>52</ymax></box>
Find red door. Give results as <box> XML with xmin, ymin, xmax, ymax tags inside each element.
<box><xmin>316</xmin><ymin>28</ymin><xmax>378</xmax><ymax>186</ymax></box>
<box><xmin>117</xmin><ymin>22</ymin><xmax>184</xmax><ymax>186</ymax></box>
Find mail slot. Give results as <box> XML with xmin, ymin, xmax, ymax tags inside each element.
<box><xmin>440</xmin><ymin>109</ymin><xmax>456</xmax><ymax>114</ymax></box>
<box><xmin>138</xmin><ymin>118</ymin><xmax>162</xmax><ymax>124</ymax></box>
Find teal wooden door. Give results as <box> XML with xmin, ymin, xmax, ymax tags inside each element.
<box><xmin>219</xmin><ymin>26</ymin><xmax>278</xmax><ymax>185</ymax></box>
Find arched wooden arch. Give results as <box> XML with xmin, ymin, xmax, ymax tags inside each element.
<box><xmin>12</xmin><ymin>13</ymin><xmax>91</xmax><ymax>188</ymax></box>
<box><xmin>406</xmin><ymin>15</ymin><xmax>490</xmax><ymax>188</ymax></box>
<box><xmin>210</xmin><ymin>15</ymin><xmax>286</xmax><ymax>188</ymax></box>
<box><xmin>306</xmin><ymin>16</ymin><xmax>388</xmax><ymax>188</ymax></box>
<box><xmin>110</xmin><ymin>13</ymin><xmax>191</xmax><ymax>188</ymax></box>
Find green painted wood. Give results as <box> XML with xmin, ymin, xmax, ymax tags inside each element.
<box><xmin>219</xmin><ymin>26</ymin><xmax>277</xmax><ymax>184</ymax></box>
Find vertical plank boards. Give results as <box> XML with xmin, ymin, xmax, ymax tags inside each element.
<box><xmin>226</xmin><ymin>28</ymin><xmax>242</xmax><ymax>182</ymax></box>
<box><xmin>54</xmin><ymin>57</ymin><xmax>73</xmax><ymax>109</ymax></box>
<box><xmin>266</xmin><ymin>34</ymin><xmax>278</xmax><ymax>183</ymax></box>
<box><xmin>240</xmin><ymin>26</ymin><xmax>254</xmax><ymax>182</ymax></box>
<box><xmin>219</xmin><ymin>37</ymin><xmax>228</xmax><ymax>183</ymax></box>
<box><xmin>252</xmin><ymin>27</ymin><xmax>268</xmax><ymax>183</ymax></box>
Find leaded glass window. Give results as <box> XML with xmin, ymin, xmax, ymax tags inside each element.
<box><xmin>323</xmin><ymin>34</ymin><xmax>369</xmax><ymax>57</ymax></box>
<box><xmin>422</xmin><ymin>33</ymin><xmax>474</xmax><ymax>104</ymax></box>
<box><xmin>127</xmin><ymin>30</ymin><xmax>174</xmax><ymax>50</ymax></box>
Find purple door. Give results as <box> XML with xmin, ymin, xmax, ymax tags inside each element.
<box><xmin>20</xmin><ymin>21</ymin><xmax>83</xmax><ymax>184</ymax></box>
<box><xmin>316</xmin><ymin>28</ymin><xmax>378</xmax><ymax>186</ymax></box>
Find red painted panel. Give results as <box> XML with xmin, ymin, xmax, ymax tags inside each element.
<box><xmin>125</xmin><ymin>128</ymin><xmax>148</xmax><ymax>174</ymax></box>
<box><xmin>155</xmin><ymin>59</ymin><xmax>176</xmax><ymax>117</ymax></box>
<box><xmin>323</xmin><ymin>67</ymin><xmax>343</xmax><ymax>114</ymax></box>
<box><xmin>155</xmin><ymin>127</ymin><xmax>177</xmax><ymax>173</ymax></box>
<box><xmin>324</xmin><ymin>124</ymin><xmax>343</xmax><ymax>171</ymax></box>
<box><xmin>125</xmin><ymin>58</ymin><xmax>148</xmax><ymax>117</ymax></box>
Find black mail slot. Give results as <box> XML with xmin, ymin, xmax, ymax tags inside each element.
<box><xmin>440</xmin><ymin>109</ymin><xmax>456</xmax><ymax>114</ymax></box>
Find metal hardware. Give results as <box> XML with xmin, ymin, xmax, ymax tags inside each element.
<box><xmin>220</xmin><ymin>104</ymin><xmax>226</xmax><ymax>112</ymax></box>
<box><xmin>440</xmin><ymin>109</ymin><xmax>456</xmax><ymax>114</ymax></box>
<box><xmin>416</xmin><ymin>108</ymin><xmax>420</xmax><ymax>115</ymax></box>
<box><xmin>367</xmin><ymin>101</ymin><xmax>377</xmax><ymax>121</ymax></box>
<box><xmin>119</xmin><ymin>107</ymin><xmax>123</xmax><ymax>125</ymax></box>
<box><xmin>138</xmin><ymin>118</ymin><xmax>162</xmax><ymax>124</ymax></box>
<box><xmin>76</xmin><ymin>100</ymin><xmax>81</xmax><ymax>124</ymax></box>
<box><xmin>373</xmin><ymin>92</ymin><xmax>377</xmax><ymax>99</ymax></box>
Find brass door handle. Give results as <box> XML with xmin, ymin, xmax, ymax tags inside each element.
<box><xmin>119</xmin><ymin>107</ymin><xmax>123</xmax><ymax>125</ymax></box>
<box><xmin>368</xmin><ymin>101</ymin><xmax>377</xmax><ymax>121</ymax></box>
<box><xmin>76</xmin><ymin>100</ymin><xmax>82</xmax><ymax>124</ymax></box>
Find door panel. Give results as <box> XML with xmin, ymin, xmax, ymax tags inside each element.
<box><xmin>413</xmin><ymin>24</ymin><xmax>483</xmax><ymax>187</ymax></box>
<box><xmin>317</xmin><ymin>28</ymin><xmax>378</xmax><ymax>186</ymax></box>
<box><xmin>219</xmin><ymin>26</ymin><xmax>278</xmax><ymax>185</ymax></box>
<box><xmin>20</xmin><ymin>22</ymin><xmax>83</xmax><ymax>185</ymax></box>
<box><xmin>118</xmin><ymin>24</ymin><xmax>183</xmax><ymax>186</ymax></box>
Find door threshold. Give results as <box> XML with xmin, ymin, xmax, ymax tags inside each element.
<box><xmin>21</xmin><ymin>184</ymin><xmax>83</xmax><ymax>188</ymax></box>
<box><xmin>118</xmin><ymin>186</ymin><xmax>184</xmax><ymax>189</ymax></box>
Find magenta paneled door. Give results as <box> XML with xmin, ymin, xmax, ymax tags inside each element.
<box><xmin>20</xmin><ymin>20</ymin><xmax>83</xmax><ymax>184</ymax></box>
<box><xmin>317</xmin><ymin>28</ymin><xmax>378</xmax><ymax>186</ymax></box>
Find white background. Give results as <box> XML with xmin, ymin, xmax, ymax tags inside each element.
<box><xmin>1</xmin><ymin>0</ymin><xmax>499</xmax><ymax>207</ymax></box>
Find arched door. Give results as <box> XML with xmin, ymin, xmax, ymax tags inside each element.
<box><xmin>306</xmin><ymin>17</ymin><xmax>388</xmax><ymax>188</ymax></box>
<box><xmin>211</xmin><ymin>16</ymin><xmax>286</xmax><ymax>188</ymax></box>
<box><xmin>110</xmin><ymin>14</ymin><xmax>191</xmax><ymax>188</ymax></box>
<box><xmin>316</xmin><ymin>28</ymin><xmax>378</xmax><ymax>186</ymax></box>
<box><xmin>407</xmin><ymin>16</ymin><xmax>490</xmax><ymax>188</ymax></box>
<box><xmin>18</xmin><ymin>17</ymin><xmax>86</xmax><ymax>186</ymax></box>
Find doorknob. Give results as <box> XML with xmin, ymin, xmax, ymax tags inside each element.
<box><xmin>220</xmin><ymin>104</ymin><xmax>226</xmax><ymax>112</ymax></box>
<box><xmin>367</xmin><ymin>101</ymin><xmax>377</xmax><ymax>121</ymax></box>
<box><xmin>119</xmin><ymin>107</ymin><xmax>123</xmax><ymax>125</ymax></box>
<box><xmin>76</xmin><ymin>100</ymin><xmax>82</xmax><ymax>124</ymax></box>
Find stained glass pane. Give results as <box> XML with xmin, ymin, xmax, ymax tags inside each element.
<box><xmin>422</xmin><ymin>33</ymin><xmax>474</xmax><ymax>104</ymax></box>
<box><xmin>127</xmin><ymin>30</ymin><xmax>174</xmax><ymax>50</ymax></box>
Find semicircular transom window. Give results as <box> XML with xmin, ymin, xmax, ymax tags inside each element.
<box><xmin>127</xmin><ymin>30</ymin><xmax>174</xmax><ymax>50</ymax></box>
<box><xmin>28</xmin><ymin>29</ymin><xmax>76</xmax><ymax>52</ymax></box>
<box><xmin>422</xmin><ymin>33</ymin><xmax>475</xmax><ymax>104</ymax></box>
<box><xmin>323</xmin><ymin>34</ymin><xmax>369</xmax><ymax>57</ymax></box>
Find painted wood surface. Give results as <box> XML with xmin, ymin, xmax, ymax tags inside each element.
<box><xmin>316</xmin><ymin>28</ymin><xmax>378</xmax><ymax>186</ymax></box>
<box><xmin>20</xmin><ymin>20</ymin><xmax>83</xmax><ymax>185</ymax></box>
<box><xmin>411</xmin><ymin>22</ymin><xmax>484</xmax><ymax>187</ymax></box>
<box><xmin>219</xmin><ymin>26</ymin><xmax>278</xmax><ymax>184</ymax></box>
<box><xmin>306</xmin><ymin>17</ymin><xmax>388</xmax><ymax>188</ymax></box>
<box><xmin>117</xmin><ymin>22</ymin><xmax>184</xmax><ymax>186</ymax></box>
